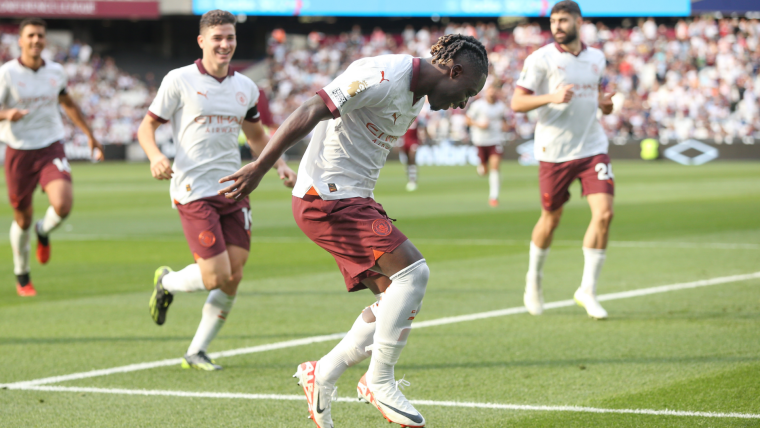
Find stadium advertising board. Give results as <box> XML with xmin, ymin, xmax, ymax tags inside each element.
<box><xmin>0</xmin><ymin>1</ymin><xmax>159</xmax><ymax>18</ymax></box>
<box><xmin>193</xmin><ymin>0</ymin><xmax>690</xmax><ymax>17</ymax></box>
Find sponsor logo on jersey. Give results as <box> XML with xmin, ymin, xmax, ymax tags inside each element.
<box><xmin>392</xmin><ymin>113</ymin><xmax>399</xmax><ymax>124</ymax></box>
<box><xmin>328</xmin><ymin>183</ymin><xmax>338</xmax><ymax>192</ymax></box>
<box><xmin>379</xmin><ymin>71</ymin><xmax>390</xmax><ymax>83</ymax></box>
<box><xmin>236</xmin><ymin>91</ymin><xmax>247</xmax><ymax>105</ymax></box>
<box><xmin>372</xmin><ymin>219</ymin><xmax>393</xmax><ymax>236</ymax></box>
<box><xmin>365</xmin><ymin>122</ymin><xmax>399</xmax><ymax>150</ymax></box>
<box><xmin>347</xmin><ymin>80</ymin><xmax>368</xmax><ymax>97</ymax></box>
<box><xmin>197</xmin><ymin>91</ymin><xmax>208</xmax><ymax>98</ymax></box>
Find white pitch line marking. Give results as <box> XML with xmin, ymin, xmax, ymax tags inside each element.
<box><xmin>2</xmin><ymin>271</ymin><xmax>759</xmax><ymax>389</ymax></box>
<box><xmin>9</xmin><ymin>385</ymin><xmax>760</xmax><ymax>420</ymax></box>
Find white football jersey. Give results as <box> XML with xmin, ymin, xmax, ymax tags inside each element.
<box><xmin>148</xmin><ymin>60</ymin><xmax>260</xmax><ymax>205</ymax></box>
<box><xmin>466</xmin><ymin>99</ymin><xmax>506</xmax><ymax>146</ymax></box>
<box><xmin>516</xmin><ymin>43</ymin><xmax>608</xmax><ymax>163</ymax></box>
<box><xmin>0</xmin><ymin>59</ymin><xmax>67</xmax><ymax>150</ymax></box>
<box><xmin>293</xmin><ymin>54</ymin><xmax>425</xmax><ymax>200</ymax></box>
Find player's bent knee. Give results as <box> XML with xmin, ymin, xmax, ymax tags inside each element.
<box><xmin>362</xmin><ymin>307</ymin><xmax>376</xmax><ymax>323</ymax></box>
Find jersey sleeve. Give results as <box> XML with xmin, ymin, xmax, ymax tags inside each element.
<box><xmin>317</xmin><ymin>61</ymin><xmax>391</xmax><ymax>118</ymax></box>
<box><xmin>515</xmin><ymin>53</ymin><xmax>546</xmax><ymax>94</ymax></box>
<box><xmin>147</xmin><ymin>72</ymin><xmax>181</xmax><ymax>123</ymax></box>
<box><xmin>0</xmin><ymin>70</ymin><xmax>9</xmax><ymax>107</ymax></box>
<box><xmin>244</xmin><ymin>81</ymin><xmax>261</xmax><ymax>123</ymax></box>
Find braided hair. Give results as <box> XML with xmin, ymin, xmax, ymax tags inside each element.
<box><xmin>430</xmin><ymin>34</ymin><xmax>489</xmax><ymax>78</ymax></box>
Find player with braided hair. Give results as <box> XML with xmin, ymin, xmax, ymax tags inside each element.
<box><xmin>220</xmin><ymin>34</ymin><xmax>488</xmax><ymax>428</ymax></box>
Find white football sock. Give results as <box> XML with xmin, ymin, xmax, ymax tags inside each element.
<box><xmin>162</xmin><ymin>264</ymin><xmax>206</xmax><ymax>293</ymax></box>
<box><xmin>527</xmin><ymin>241</ymin><xmax>549</xmax><ymax>286</ymax></box>
<box><xmin>579</xmin><ymin>247</ymin><xmax>606</xmax><ymax>295</ymax></box>
<box><xmin>488</xmin><ymin>169</ymin><xmax>500</xmax><ymax>200</ymax></box>
<box><xmin>367</xmin><ymin>260</ymin><xmax>429</xmax><ymax>386</ymax></box>
<box><xmin>316</xmin><ymin>296</ymin><xmax>383</xmax><ymax>386</ymax></box>
<box><xmin>186</xmin><ymin>289</ymin><xmax>236</xmax><ymax>355</ymax></box>
<box><xmin>407</xmin><ymin>165</ymin><xmax>417</xmax><ymax>183</ymax></box>
<box><xmin>37</xmin><ymin>206</ymin><xmax>64</xmax><ymax>237</ymax></box>
<box><xmin>10</xmin><ymin>221</ymin><xmax>31</xmax><ymax>275</ymax></box>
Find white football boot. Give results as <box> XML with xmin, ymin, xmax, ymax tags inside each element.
<box><xmin>357</xmin><ymin>373</ymin><xmax>425</xmax><ymax>427</ymax></box>
<box><xmin>573</xmin><ymin>288</ymin><xmax>608</xmax><ymax>320</ymax></box>
<box><xmin>294</xmin><ymin>361</ymin><xmax>337</xmax><ymax>428</ymax></box>
<box><xmin>523</xmin><ymin>273</ymin><xmax>544</xmax><ymax>315</ymax></box>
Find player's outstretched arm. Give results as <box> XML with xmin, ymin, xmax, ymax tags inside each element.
<box><xmin>137</xmin><ymin>114</ymin><xmax>173</xmax><ymax>180</ymax></box>
<box><xmin>511</xmin><ymin>85</ymin><xmax>574</xmax><ymax>113</ymax></box>
<box><xmin>218</xmin><ymin>95</ymin><xmax>332</xmax><ymax>200</ymax></box>
<box><xmin>59</xmin><ymin>93</ymin><xmax>104</xmax><ymax>161</ymax></box>
<box><xmin>241</xmin><ymin>120</ymin><xmax>297</xmax><ymax>188</ymax></box>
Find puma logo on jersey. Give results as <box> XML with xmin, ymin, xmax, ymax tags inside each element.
<box><xmin>380</xmin><ymin>71</ymin><xmax>390</xmax><ymax>83</ymax></box>
<box><xmin>197</xmin><ymin>91</ymin><xmax>208</xmax><ymax>98</ymax></box>
<box><xmin>557</xmin><ymin>66</ymin><xmax>565</xmax><ymax>71</ymax></box>
<box><xmin>392</xmin><ymin>113</ymin><xmax>399</xmax><ymax>124</ymax></box>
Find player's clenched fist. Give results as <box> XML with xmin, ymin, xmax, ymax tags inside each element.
<box><xmin>276</xmin><ymin>164</ymin><xmax>297</xmax><ymax>188</ymax></box>
<box><xmin>551</xmin><ymin>84</ymin><xmax>574</xmax><ymax>104</ymax></box>
<box><xmin>599</xmin><ymin>91</ymin><xmax>615</xmax><ymax>114</ymax></box>
<box><xmin>149</xmin><ymin>155</ymin><xmax>173</xmax><ymax>180</ymax></box>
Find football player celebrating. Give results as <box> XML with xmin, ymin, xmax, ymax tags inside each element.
<box><xmin>1</xmin><ymin>18</ymin><xmax>103</xmax><ymax>296</ymax></box>
<box><xmin>512</xmin><ymin>0</ymin><xmax>616</xmax><ymax>319</ymax></box>
<box><xmin>220</xmin><ymin>34</ymin><xmax>488</xmax><ymax>428</ymax></box>
<box><xmin>138</xmin><ymin>10</ymin><xmax>296</xmax><ymax>370</ymax></box>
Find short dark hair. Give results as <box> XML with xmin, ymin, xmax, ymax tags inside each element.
<box><xmin>199</xmin><ymin>10</ymin><xmax>236</xmax><ymax>34</ymax></box>
<box><xmin>550</xmin><ymin>0</ymin><xmax>582</xmax><ymax>17</ymax></box>
<box><xmin>19</xmin><ymin>18</ymin><xmax>46</xmax><ymax>34</ymax></box>
<box><xmin>430</xmin><ymin>34</ymin><xmax>489</xmax><ymax>78</ymax></box>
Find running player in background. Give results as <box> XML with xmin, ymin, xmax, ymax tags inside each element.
<box><xmin>512</xmin><ymin>0</ymin><xmax>616</xmax><ymax>319</ymax></box>
<box><xmin>465</xmin><ymin>81</ymin><xmax>507</xmax><ymax>207</ymax></box>
<box><xmin>138</xmin><ymin>10</ymin><xmax>296</xmax><ymax>370</ymax></box>
<box><xmin>219</xmin><ymin>34</ymin><xmax>488</xmax><ymax>428</ymax></box>
<box><xmin>399</xmin><ymin>118</ymin><xmax>420</xmax><ymax>191</ymax></box>
<box><xmin>1</xmin><ymin>18</ymin><xmax>103</xmax><ymax>297</ymax></box>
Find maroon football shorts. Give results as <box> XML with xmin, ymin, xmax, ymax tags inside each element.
<box><xmin>4</xmin><ymin>141</ymin><xmax>72</xmax><ymax>210</ymax></box>
<box><xmin>292</xmin><ymin>193</ymin><xmax>408</xmax><ymax>292</ymax></box>
<box><xmin>175</xmin><ymin>195</ymin><xmax>251</xmax><ymax>260</ymax></box>
<box><xmin>476</xmin><ymin>144</ymin><xmax>503</xmax><ymax>165</ymax></box>
<box><xmin>400</xmin><ymin>129</ymin><xmax>419</xmax><ymax>155</ymax></box>
<box><xmin>539</xmin><ymin>153</ymin><xmax>615</xmax><ymax>212</ymax></box>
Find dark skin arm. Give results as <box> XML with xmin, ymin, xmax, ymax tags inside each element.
<box><xmin>218</xmin><ymin>95</ymin><xmax>332</xmax><ymax>200</ymax></box>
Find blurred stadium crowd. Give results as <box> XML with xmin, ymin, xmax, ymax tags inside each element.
<box><xmin>1</xmin><ymin>16</ymin><xmax>759</xmax><ymax>147</ymax></box>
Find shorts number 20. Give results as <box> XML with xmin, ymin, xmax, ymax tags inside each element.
<box><xmin>595</xmin><ymin>162</ymin><xmax>614</xmax><ymax>181</ymax></box>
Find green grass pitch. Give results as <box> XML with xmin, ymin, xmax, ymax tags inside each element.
<box><xmin>0</xmin><ymin>160</ymin><xmax>759</xmax><ymax>427</ymax></box>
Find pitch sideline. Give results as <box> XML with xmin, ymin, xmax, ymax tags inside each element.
<box><xmin>8</xmin><ymin>384</ymin><xmax>760</xmax><ymax>420</ymax></box>
<box><xmin>3</xmin><ymin>271</ymin><xmax>758</xmax><ymax>389</ymax></box>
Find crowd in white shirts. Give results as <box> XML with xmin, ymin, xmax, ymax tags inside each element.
<box><xmin>2</xmin><ymin>17</ymin><xmax>759</xmax><ymax>148</ymax></box>
<box><xmin>0</xmin><ymin>33</ymin><xmax>169</xmax><ymax>148</ymax></box>
<box><xmin>265</xmin><ymin>17</ymin><xmax>760</xmax><ymax>145</ymax></box>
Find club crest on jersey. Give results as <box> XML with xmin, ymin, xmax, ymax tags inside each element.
<box><xmin>49</xmin><ymin>78</ymin><xmax>57</xmax><ymax>87</ymax></box>
<box><xmin>372</xmin><ymin>219</ymin><xmax>393</xmax><ymax>236</ymax></box>
<box><xmin>592</xmin><ymin>64</ymin><xmax>599</xmax><ymax>74</ymax></box>
<box><xmin>198</xmin><ymin>231</ymin><xmax>216</xmax><ymax>248</ymax></box>
<box><xmin>236</xmin><ymin>92</ymin><xmax>247</xmax><ymax>106</ymax></box>
<box><xmin>347</xmin><ymin>80</ymin><xmax>368</xmax><ymax>97</ymax></box>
